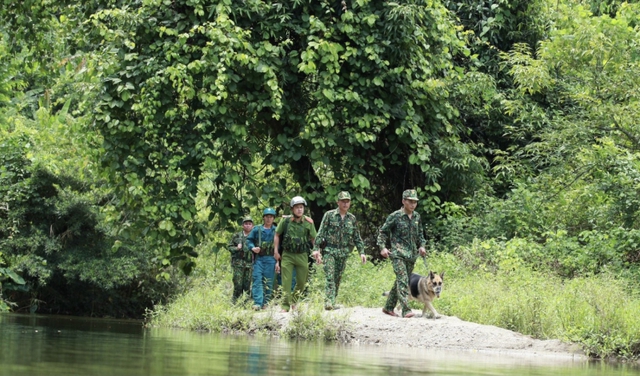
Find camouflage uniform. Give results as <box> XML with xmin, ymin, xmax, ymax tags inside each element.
<box><xmin>228</xmin><ymin>229</ymin><xmax>253</xmax><ymax>302</ymax></box>
<box><xmin>377</xmin><ymin>190</ymin><xmax>426</xmax><ymax>316</ymax></box>
<box><xmin>314</xmin><ymin>193</ymin><xmax>365</xmax><ymax>308</ymax></box>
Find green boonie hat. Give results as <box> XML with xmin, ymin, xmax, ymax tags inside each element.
<box><xmin>337</xmin><ymin>191</ymin><xmax>351</xmax><ymax>200</ymax></box>
<box><xmin>241</xmin><ymin>215</ymin><xmax>253</xmax><ymax>223</ymax></box>
<box><xmin>402</xmin><ymin>189</ymin><xmax>419</xmax><ymax>201</ymax></box>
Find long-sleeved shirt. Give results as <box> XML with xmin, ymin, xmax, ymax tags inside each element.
<box><xmin>228</xmin><ymin>231</ymin><xmax>252</xmax><ymax>263</ymax></box>
<box><xmin>377</xmin><ymin>208</ymin><xmax>426</xmax><ymax>260</ymax></box>
<box><xmin>246</xmin><ymin>225</ymin><xmax>276</xmax><ymax>256</ymax></box>
<box><xmin>314</xmin><ymin>209</ymin><xmax>365</xmax><ymax>257</ymax></box>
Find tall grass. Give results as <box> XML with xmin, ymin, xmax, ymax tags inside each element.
<box><xmin>146</xmin><ymin>252</ymin><xmax>273</xmax><ymax>333</ymax></box>
<box><xmin>148</xmin><ymin>251</ymin><xmax>352</xmax><ymax>340</ymax></box>
<box><xmin>149</xmin><ymin>249</ymin><xmax>640</xmax><ymax>359</ymax></box>
<box><xmin>281</xmin><ymin>268</ymin><xmax>353</xmax><ymax>342</ymax></box>
<box><xmin>443</xmin><ymin>269</ymin><xmax>640</xmax><ymax>359</ymax></box>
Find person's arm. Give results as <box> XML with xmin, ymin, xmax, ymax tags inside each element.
<box><xmin>417</xmin><ymin>214</ymin><xmax>427</xmax><ymax>256</ymax></box>
<box><xmin>246</xmin><ymin>228</ymin><xmax>256</xmax><ymax>250</ymax></box>
<box><xmin>352</xmin><ymin>218</ymin><xmax>367</xmax><ymax>264</ymax></box>
<box><xmin>247</xmin><ymin>227</ymin><xmax>261</xmax><ymax>254</ymax></box>
<box><xmin>306</xmin><ymin>218</ymin><xmax>321</xmax><ymax>264</ymax></box>
<box><xmin>273</xmin><ymin>221</ymin><xmax>283</xmax><ymax>261</ymax></box>
<box><xmin>377</xmin><ymin>213</ymin><xmax>395</xmax><ymax>258</ymax></box>
<box><xmin>312</xmin><ymin>211</ymin><xmax>329</xmax><ymax>253</ymax></box>
<box><xmin>228</xmin><ymin>232</ymin><xmax>241</xmax><ymax>252</ymax></box>
<box><xmin>307</xmin><ymin>217</ymin><xmax>317</xmax><ymax>245</ymax></box>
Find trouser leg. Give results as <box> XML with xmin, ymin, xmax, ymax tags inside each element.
<box><xmin>281</xmin><ymin>253</ymin><xmax>295</xmax><ymax>311</ymax></box>
<box><xmin>323</xmin><ymin>253</ymin><xmax>337</xmax><ymax>306</ymax></box>
<box><xmin>389</xmin><ymin>258</ymin><xmax>415</xmax><ymax>316</ymax></box>
<box><xmin>231</xmin><ymin>262</ymin><xmax>243</xmax><ymax>302</ymax></box>
<box><xmin>334</xmin><ymin>255</ymin><xmax>348</xmax><ymax>298</ymax></box>
<box><xmin>251</xmin><ymin>257</ymin><xmax>265</xmax><ymax>307</ymax></box>
<box><xmin>262</xmin><ymin>257</ymin><xmax>276</xmax><ymax>306</ymax></box>
<box><xmin>291</xmin><ymin>253</ymin><xmax>309</xmax><ymax>306</ymax></box>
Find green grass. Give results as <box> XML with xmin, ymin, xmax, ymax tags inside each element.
<box><xmin>420</xmin><ymin>255</ymin><xmax>640</xmax><ymax>360</ymax></box>
<box><xmin>149</xmin><ymin>250</ymin><xmax>640</xmax><ymax>360</ymax></box>
<box><xmin>148</xmin><ymin>251</ymin><xmax>353</xmax><ymax>340</ymax></box>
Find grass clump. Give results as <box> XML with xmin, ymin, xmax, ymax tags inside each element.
<box><xmin>148</xmin><ymin>251</ymin><xmax>352</xmax><ymax>340</ymax></box>
<box><xmin>147</xmin><ymin>251</ymin><xmax>279</xmax><ymax>335</ymax></box>
<box><xmin>282</xmin><ymin>272</ymin><xmax>352</xmax><ymax>342</ymax></box>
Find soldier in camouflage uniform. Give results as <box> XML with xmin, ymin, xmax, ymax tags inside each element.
<box><xmin>313</xmin><ymin>191</ymin><xmax>366</xmax><ymax>310</ymax></box>
<box><xmin>378</xmin><ymin>189</ymin><xmax>427</xmax><ymax>318</ymax></box>
<box><xmin>274</xmin><ymin>196</ymin><xmax>320</xmax><ymax>312</ymax></box>
<box><xmin>228</xmin><ymin>216</ymin><xmax>254</xmax><ymax>303</ymax></box>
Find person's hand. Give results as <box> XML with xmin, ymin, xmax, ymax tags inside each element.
<box><xmin>360</xmin><ymin>254</ymin><xmax>367</xmax><ymax>264</ymax></box>
<box><xmin>237</xmin><ymin>243</ymin><xmax>242</xmax><ymax>250</ymax></box>
<box><xmin>274</xmin><ymin>250</ymin><xmax>281</xmax><ymax>261</ymax></box>
<box><xmin>252</xmin><ymin>247</ymin><xmax>260</xmax><ymax>254</ymax></box>
<box><xmin>275</xmin><ymin>262</ymin><xmax>280</xmax><ymax>274</ymax></box>
<box><xmin>312</xmin><ymin>251</ymin><xmax>322</xmax><ymax>264</ymax></box>
<box><xmin>380</xmin><ymin>248</ymin><xmax>390</xmax><ymax>258</ymax></box>
<box><xmin>419</xmin><ymin>247</ymin><xmax>426</xmax><ymax>257</ymax></box>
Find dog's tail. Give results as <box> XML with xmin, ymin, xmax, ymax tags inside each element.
<box><xmin>382</xmin><ymin>291</ymin><xmax>390</xmax><ymax>297</ymax></box>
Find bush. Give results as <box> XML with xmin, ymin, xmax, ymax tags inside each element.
<box><xmin>1</xmin><ymin>131</ymin><xmax>166</xmax><ymax>317</ymax></box>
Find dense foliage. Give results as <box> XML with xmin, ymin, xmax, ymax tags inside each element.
<box><xmin>2</xmin><ymin>1</ymin><xmax>640</xmax><ymax>359</ymax></box>
<box><xmin>88</xmin><ymin>0</ymin><xmax>491</xmax><ymax>273</ymax></box>
<box><xmin>0</xmin><ymin>7</ymin><xmax>172</xmax><ymax>316</ymax></box>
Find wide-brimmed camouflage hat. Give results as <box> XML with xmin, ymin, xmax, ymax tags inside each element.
<box><xmin>402</xmin><ymin>189</ymin><xmax>419</xmax><ymax>201</ymax></box>
<box><xmin>241</xmin><ymin>215</ymin><xmax>253</xmax><ymax>223</ymax></box>
<box><xmin>337</xmin><ymin>191</ymin><xmax>351</xmax><ymax>200</ymax></box>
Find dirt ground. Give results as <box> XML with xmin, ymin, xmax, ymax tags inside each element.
<box><xmin>269</xmin><ymin>306</ymin><xmax>586</xmax><ymax>359</ymax></box>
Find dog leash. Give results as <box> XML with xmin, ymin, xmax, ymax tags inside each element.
<box><xmin>421</xmin><ymin>254</ymin><xmax>428</xmax><ymax>271</ymax></box>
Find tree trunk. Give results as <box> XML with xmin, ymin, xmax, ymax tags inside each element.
<box><xmin>289</xmin><ymin>156</ymin><xmax>328</xmax><ymax>225</ymax></box>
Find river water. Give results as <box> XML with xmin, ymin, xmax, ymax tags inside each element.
<box><xmin>1</xmin><ymin>313</ymin><xmax>639</xmax><ymax>376</ymax></box>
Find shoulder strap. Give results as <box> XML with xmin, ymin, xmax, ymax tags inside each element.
<box><xmin>277</xmin><ymin>218</ymin><xmax>291</xmax><ymax>254</ymax></box>
<box><xmin>258</xmin><ymin>225</ymin><xmax>262</xmax><ymax>247</ymax></box>
<box><xmin>281</xmin><ymin>217</ymin><xmax>291</xmax><ymax>241</ymax></box>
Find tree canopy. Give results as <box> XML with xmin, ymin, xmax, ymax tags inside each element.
<box><xmin>91</xmin><ymin>0</ymin><xmax>488</xmax><ymax>272</ymax></box>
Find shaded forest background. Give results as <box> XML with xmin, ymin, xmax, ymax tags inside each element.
<box><xmin>2</xmin><ymin>0</ymin><xmax>640</xmax><ymax>318</ymax></box>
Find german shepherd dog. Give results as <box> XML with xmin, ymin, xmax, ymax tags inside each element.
<box><xmin>383</xmin><ymin>271</ymin><xmax>445</xmax><ymax>318</ymax></box>
<box><xmin>409</xmin><ymin>271</ymin><xmax>444</xmax><ymax>319</ymax></box>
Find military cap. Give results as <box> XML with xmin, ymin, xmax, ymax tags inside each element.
<box><xmin>402</xmin><ymin>189</ymin><xmax>419</xmax><ymax>201</ymax></box>
<box><xmin>241</xmin><ymin>215</ymin><xmax>253</xmax><ymax>223</ymax></box>
<box><xmin>337</xmin><ymin>191</ymin><xmax>351</xmax><ymax>200</ymax></box>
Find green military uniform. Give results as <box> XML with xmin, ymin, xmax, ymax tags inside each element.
<box><xmin>314</xmin><ymin>192</ymin><xmax>365</xmax><ymax>308</ymax></box>
<box><xmin>228</xmin><ymin>218</ymin><xmax>253</xmax><ymax>302</ymax></box>
<box><xmin>277</xmin><ymin>216</ymin><xmax>317</xmax><ymax>311</ymax></box>
<box><xmin>377</xmin><ymin>190</ymin><xmax>426</xmax><ymax>316</ymax></box>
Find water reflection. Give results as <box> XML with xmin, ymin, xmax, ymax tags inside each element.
<box><xmin>1</xmin><ymin>313</ymin><xmax>638</xmax><ymax>376</ymax></box>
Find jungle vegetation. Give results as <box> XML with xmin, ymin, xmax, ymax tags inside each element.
<box><xmin>2</xmin><ymin>0</ymin><xmax>640</xmax><ymax>359</ymax></box>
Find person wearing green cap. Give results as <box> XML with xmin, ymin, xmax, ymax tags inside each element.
<box><xmin>246</xmin><ymin>208</ymin><xmax>278</xmax><ymax>310</ymax></box>
<box><xmin>228</xmin><ymin>216</ymin><xmax>254</xmax><ymax>303</ymax></box>
<box><xmin>313</xmin><ymin>191</ymin><xmax>366</xmax><ymax>310</ymax></box>
<box><xmin>377</xmin><ymin>189</ymin><xmax>427</xmax><ymax>318</ymax></box>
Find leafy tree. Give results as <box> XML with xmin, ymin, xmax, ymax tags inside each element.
<box><xmin>448</xmin><ymin>2</ymin><xmax>640</xmax><ymax>278</ymax></box>
<box><xmin>0</xmin><ymin>13</ymin><xmax>171</xmax><ymax>315</ymax></box>
<box><xmin>0</xmin><ymin>112</ymin><xmax>171</xmax><ymax>316</ymax></box>
<box><xmin>90</xmin><ymin>0</ymin><xmax>489</xmax><ymax>271</ymax></box>
<box><xmin>441</xmin><ymin>0</ymin><xmax>554</xmax><ymax>187</ymax></box>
